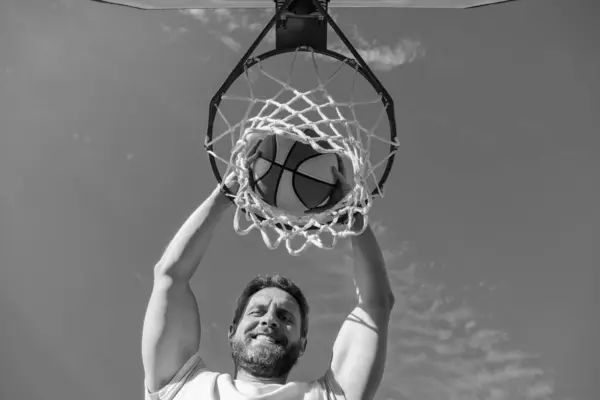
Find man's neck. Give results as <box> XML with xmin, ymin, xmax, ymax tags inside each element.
<box><xmin>234</xmin><ymin>369</ymin><xmax>288</xmax><ymax>385</ymax></box>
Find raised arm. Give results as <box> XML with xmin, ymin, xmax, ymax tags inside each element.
<box><xmin>328</xmin><ymin>213</ymin><xmax>395</xmax><ymax>400</ymax></box>
<box><xmin>142</xmin><ymin>144</ymin><xmax>260</xmax><ymax>392</ymax></box>
<box><xmin>142</xmin><ymin>186</ymin><xmax>231</xmax><ymax>392</ymax></box>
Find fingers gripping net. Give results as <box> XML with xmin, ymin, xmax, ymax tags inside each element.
<box><xmin>207</xmin><ymin>48</ymin><xmax>398</xmax><ymax>255</ymax></box>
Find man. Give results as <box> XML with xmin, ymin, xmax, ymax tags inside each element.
<box><xmin>142</xmin><ymin>147</ymin><xmax>396</xmax><ymax>400</ymax></box>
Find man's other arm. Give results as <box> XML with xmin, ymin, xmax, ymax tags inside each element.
<box><xmin>328</xmin><ymin>214</ymin><xmax>396</xmax><ymax>400</ymax></box>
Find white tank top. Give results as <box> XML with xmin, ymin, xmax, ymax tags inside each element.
<box><xmin>144</xmin><ymin>351</ymin><xmax>346</xmax><ymax>400</ymax></box>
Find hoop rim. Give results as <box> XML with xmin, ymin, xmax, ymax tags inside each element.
<box><xmin>205</xmin><ymin>46</ymin><xmax>398</xmax><ymax>230</ymax></box>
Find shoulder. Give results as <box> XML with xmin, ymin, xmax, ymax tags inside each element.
<box><xmin>144</xmin><ymin>351</ymin><xmax>219</xmax><ymax>400</ymax></box>
<box><xmin>282</xmin><ymin>371</ymin><xmax>345</xmax><ymax>400</ymax></box>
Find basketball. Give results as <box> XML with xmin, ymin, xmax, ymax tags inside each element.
<box><xmin>250</xmin><ymin>130</ymin><xmax>341</xmax><ymax>214</ymax></box>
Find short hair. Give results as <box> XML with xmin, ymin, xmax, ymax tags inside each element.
<box><xmin>232</xmin><ymin>274</ymin><xmax>309</xmax><ymax>338</ymax></box>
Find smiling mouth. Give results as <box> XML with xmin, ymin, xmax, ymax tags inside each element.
<box><xmin>251</xmin><ymin>334</ymin><xmax>279</xmax><ymax>344</ymax></box>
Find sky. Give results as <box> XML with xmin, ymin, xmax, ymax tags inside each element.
<box><xmin>0</xmin><ymin>0</ymin><xmax>598</xmax><ymax>399</ymax></box>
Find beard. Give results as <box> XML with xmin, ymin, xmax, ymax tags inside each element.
<box><xmin>230</xmin><ymin>334</ymin><xmax>303</xmax><ymax>379</ymax></box>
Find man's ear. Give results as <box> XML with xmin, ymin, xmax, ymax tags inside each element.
<box><xmin>228</xmin><ymin>324</ymin><xmax>236</xmax><ymax>338</ymax></box>
<box><xmin>300</xmin><ymin>337</ymin><xmax>307</xmax><ymax>356</ymax></box>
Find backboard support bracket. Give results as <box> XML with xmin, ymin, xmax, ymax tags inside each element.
<box><xmin>275</xmin><ymin>0</ymin><xmax>329</xmax><ymax>51</ymax></box>
<box><xmin>209</xmin><ymin>0</ymin><xmax>385</xmax><ymax>113</ymax></box>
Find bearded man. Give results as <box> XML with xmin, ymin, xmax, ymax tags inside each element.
<box><xmin>142</xmin><ymin>149</ymin><xmax>395</xmax><ymax>400</ymax></box>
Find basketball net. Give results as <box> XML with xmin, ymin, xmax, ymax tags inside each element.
<box><xmin>206</xmin><ymin>48</ymin><xmax>398</xmax><ymax>255</ymax></box>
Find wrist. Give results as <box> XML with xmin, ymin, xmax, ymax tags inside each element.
<box><xmin>213</xmin><ymin>185</ymin><xmax>234</xmax><ymax>208</ymax></box>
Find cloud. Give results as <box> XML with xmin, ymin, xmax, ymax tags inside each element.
<box><xmin>183</xmin><ymin>9</ymin><xmax>268</xmax><ymax>54</ymax></box>
<box><xmin>183</xmin><ymin>8</ymin><xmax>267</xmax><ymax>33</ymax></box>
<box><xmin>328</xmin><ymin>23</ymin><xmax>425</xmax><ymax>72</ymax></box>
<box><xmin>347</xmin><ymin>40</ymin><xmax>424</xmax><ymax>72</ymax></box>
<box><xmin>181</xmin><ymin>9</ymin><xmax>423</xmax><ymax>70</ymax></box>
<box><xmin>306</xmin><ymin>220</ymin><xmax>556</xmax><ymax>400</ymax></box>
<box><xmin>184</xmin><ymin>9</ymin><xmax>210</xmax><ymax>24</ymax></box>
<box><xmin>161</xmin><ymin>24</ymin><xmax>189</xmax><ymax>42</ymax></box>
<box><xmin>218</xmin><ymin>34</ymin><xmax>242</xmax><ymax>53</ymax></box>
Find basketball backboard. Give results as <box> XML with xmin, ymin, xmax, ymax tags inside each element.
<box><xmin>91</xmin><ymin>0</ymin><xmax>515</xmax><ymax>9</ymax></box>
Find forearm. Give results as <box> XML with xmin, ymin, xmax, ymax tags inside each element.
<box><xmin>350</xmin><ymin>214</ymin><xmax>394</xmax><ymax>308</ymax></box>
<box><xmin>155</xmin><ymin>186</ymin><xmax>231</xmax><ymax>281</ymax></box>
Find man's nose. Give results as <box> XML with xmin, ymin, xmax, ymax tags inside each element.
<box><xmin>259</xmin><ymin>313</ymin><xmax>279</xmax><ymax>329</ymax></box>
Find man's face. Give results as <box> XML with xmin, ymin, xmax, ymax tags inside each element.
<box><xmin>229</xmin><ymin>287</ymin><xmax>306</xmax><ymax>379</ymax></box>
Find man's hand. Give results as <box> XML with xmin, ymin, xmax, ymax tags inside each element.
<box><xmin>221</xmin><ymin>140</ymin><xmax>262</xmax><ymax>197</ymax></box>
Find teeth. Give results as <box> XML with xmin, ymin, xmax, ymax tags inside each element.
<box><xmin>254</xmin><ymin>335</ymin><xmax>275</xmax><ymax>343</ymax></box>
